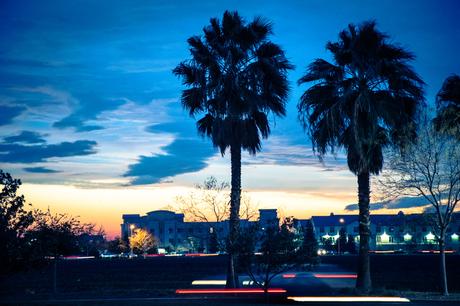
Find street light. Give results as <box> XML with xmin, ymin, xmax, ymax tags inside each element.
<box><xmin>337</xmin><ymin>218</ymin><xmax>344</xmax><ymax>254</ymax></box>
<box><xmin>129</xmin><ymin>224</ymin><xmax>136</xmax><ymax>258</ymax></box>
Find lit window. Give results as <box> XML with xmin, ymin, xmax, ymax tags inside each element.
<box><xmin>452</xmin><ymin>233</ymin><xmax>459</xmax><ymax>242</ymax></box>
<box><xmin>404</xmin><ymin>233</ymin><xmax>412</xmax><ymax>242</ymax></box>
<box><xmin>379</xmin><ymin>232</ymin><xmax>390</xmax><ymax>244</ymax></box>
<box><xmin>425</xmin><ymin>232</ymin><xmax>435</xmax><ymax>243</ymax></box>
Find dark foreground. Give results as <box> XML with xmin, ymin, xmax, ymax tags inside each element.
<box><xmin>2</xmin><ymin>297</ymin><xmax>460</xmax><ymax>306</ymax></box>
<box><xmin>1</xmin><ymin>254</ymin><xmax>459</xmax><ymax>305</ymax></box>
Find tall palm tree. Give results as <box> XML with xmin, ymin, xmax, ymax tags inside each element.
<box><xmin>173</xmin><ymin>11</ymin><xmax>292</xmax><ymax>288</ymax></box>
<box><xmin>433</xmin><ymin>74</ymin><xmax>460</xmax><ymax>139</ymax></box>
<box><xmin>297</xmin><ymin>21</ymin><xmax>424</xmax><ymax>292</ymax></box>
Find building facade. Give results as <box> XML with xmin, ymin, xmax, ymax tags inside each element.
<box><xmin>121</xmin><ymin>209</ymin><xmax>460</xmax><ymax>252</ymax></box>
<box><xmin>121</xmin><ymin>209</ymin><xmax>279</xmax><ymax>252</ymax></box>
<box><xmin>310</xmin><ymin>212</ymin><xmax>460</xmax><ymax>251</ymax></box>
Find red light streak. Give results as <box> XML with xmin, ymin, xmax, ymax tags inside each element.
<box><xmin>176</xmin><ymin>288</ymin><xmax>286</xmax><ymax>294</ymax></box>
<box><xmin>282</xmin><ymin>273</ymin><xmax>296</xmax><ymax>278</ymax></box>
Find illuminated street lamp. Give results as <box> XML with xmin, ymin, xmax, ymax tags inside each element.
<box><xmin>337</xmin><ymin>218</ymin><xmax>344</xmax><ymax>254</ymax></box>
<box><xmin>130</xmin><ymin>224</ymin><xmax>136</xmax><ymax>235</ymax></box>
<box><xmin>335</xmin><ymin>233</ymin><xmax>341</xmax><ymax>254</ymax></box>
<box><xmin>129</xmin><ymin>224</ymin><xmax>136</xmax><ymax>258</ymax></box>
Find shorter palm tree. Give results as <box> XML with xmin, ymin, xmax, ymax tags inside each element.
<box><xmin>297</xmin><ymin>21</ymin><xmax>424</xmax><ymax>292</ymax></box>
<box><xmin>433</xmin><ymin>75</ymin><xmax>460</xmax><ymax>139</ymax></box>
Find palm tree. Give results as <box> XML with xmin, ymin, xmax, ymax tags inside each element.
<box><xmin>433</xmin><ymin>74</ymin><xmax>460</xmax><ymax>139</ymax></box>
<box><xmin>173</xmin><ymin>11</ymin><xmax>292</xmax><ymax>288</ymax></box>
<box><xmin>297</xmin><ymin>21</ymin><xmax>424</xmax><ymax>292</ymax></box>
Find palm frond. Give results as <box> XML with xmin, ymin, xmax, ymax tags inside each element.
<box><xmin>297</xmin><ymin>20</ymin><xmax>424</xmax><ymax>175</ymax></box>
<box><xmin>174</xmin><ymin>10</ymin><xmax>292</xmax><ymax>155</ymax></box>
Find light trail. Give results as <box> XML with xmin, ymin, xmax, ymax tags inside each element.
<box><xmin>176</xmin><ymin>288</ymin><xmax>286</xmax><ymax>294</ymax></box>
<box><xmin>313</xmin><ymin>273</ymin><xmax>357</xmax><ymax>278</ymax></box>
<box><xmin>288</xmin><ymin>296</ymin><xmax>410</xmax><ymax>302</ymax></box>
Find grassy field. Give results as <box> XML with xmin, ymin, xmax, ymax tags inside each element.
<box><xmin>1</xmin><ymin>254</ymin><xmax>459</xmax><ymax>302</ymax></box>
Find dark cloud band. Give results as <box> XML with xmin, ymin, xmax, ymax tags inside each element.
<box><xmin>124</xmin><ymin>138</ymin><xmax>215</xmax><ymax>185</ymax></box>
<box><xmin>0</xmin><ymin>140</ymin><xmax>97</xmax><ymax>163</ymax></box>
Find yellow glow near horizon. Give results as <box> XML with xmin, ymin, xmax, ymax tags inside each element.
<box><xmin>20</xmin><ymin>182</ymin><xmax>427</xmax><ymax>239</ymax></box>
<box><xmin>21</xmin><ymin>183</ymin><xmax>191</xmax><ymax>238</ymax></box>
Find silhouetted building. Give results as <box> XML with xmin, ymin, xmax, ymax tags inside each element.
<box><xmin>121</xmin><ymin>209</ymin><xmax>278</xmax><ymax>252</ymax></box>
<box><xmin>310</xmin><ymin>211</ymin><xmax>460</xmax><ymax>251</ymax></box>
<box><xmin>121</xmin><ymin>209</ymin><xmax>460</xmax><ymax>252</ymax></box>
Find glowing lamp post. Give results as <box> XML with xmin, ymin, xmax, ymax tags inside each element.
<box><xmin>337</xmin><ymin>218</ymin><xmax>345</xmax><ymax>254</ymax></box>
<box><xmin>129</xmin><ymin>224</ymin><xmax>136</xmax><ymax>257</ymax></box>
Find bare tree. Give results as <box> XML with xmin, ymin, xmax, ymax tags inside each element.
<box><xmin>176</xmin><ymin>177</ymin><xmax>230</xmax><ymax>222</ymax></box>
<box><xmin>239</xmin><ymin>193</ymin><xmax>258</xmax><ymax>221</ymax></box>
<box><xmin>380</xmin><ymin>124</ymin><xmax>460</xmax><ymax>296</ymax></box>
<box><xmin>174</xmin><ymin>177</ymin><xmax>258</xmax><ymax>253</ymax></box>
<box><xmin>175</xmin><ymin>177</ymin><xmax>258</xmax><ymax>222</ymax></box>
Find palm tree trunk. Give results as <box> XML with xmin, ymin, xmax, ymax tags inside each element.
<box><xmin>439</xmin><ymin>235</ymin><xmax>449</xmax><ymax>296</ymax></box>
<box><xmin>356</xmin><ymin>171</ymin><xmax>372</xmax><ymax>293</ymax></box>
<box><xmin>226</xmin><ymin>142</ymin><xmax>241</xmax><ymax>288</ymax></box>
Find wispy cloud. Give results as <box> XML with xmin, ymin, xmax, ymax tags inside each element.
<box><xmin>243</xmin><ymin>136</ymin><xmax>348</xmax><ymax>170</ymax></box>
<box><xmin>0</xmin><ymin>140</ymin><xmax>97</xmax><ymax>163</ymax></box>
<box><xmin>344</xmin><ymin>196</ymin><xmax>430</xmax><ymax>212</ymax></box>
<box><xmin>106</xmin><ymin>59</ymin><xmax>178</xmax><ymax>74</ymax></box>
<box><xmin>124</xmin><ymin>138</ymin><xmax>216</xmax><ymax>185</ymax></box>
<box><xmin>4</xmin><ymin>130</ymin><xmax>47</xmax><ymax>144</ymax></box>
<box><xmin>23</xmin><ymin>166</ymin><xmax>60</xmax><ymax>173</ymax></box>
<box><xmin>0</xmin><ymin>105</ymin><xmax>26</xmax><ymax>125</ymax></box>
<box><xmin>13</xmin><ymin>86</ymin><xmax>79</xmax><ymax>107</ymax></box>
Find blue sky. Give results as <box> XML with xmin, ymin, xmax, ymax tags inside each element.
<box><xmin>0</xmin><ymin>0</ymin><xmax>459</xmax><ymax>233</ymax></box>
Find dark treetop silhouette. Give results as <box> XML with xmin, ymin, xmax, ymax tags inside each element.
<box><xmin>297</xmin><ymin>21</ymin><xmax>424</xmax><ymax>292</ymax></box>
<box><xmin>173</xmin><ymin>11</ymin><xmax>293</xmax><ymax>288</ymax></box>
<box><xmin>434</xmin><ymin>74</ymin><xmax>460</xmax><ymax>139</ymax></box>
